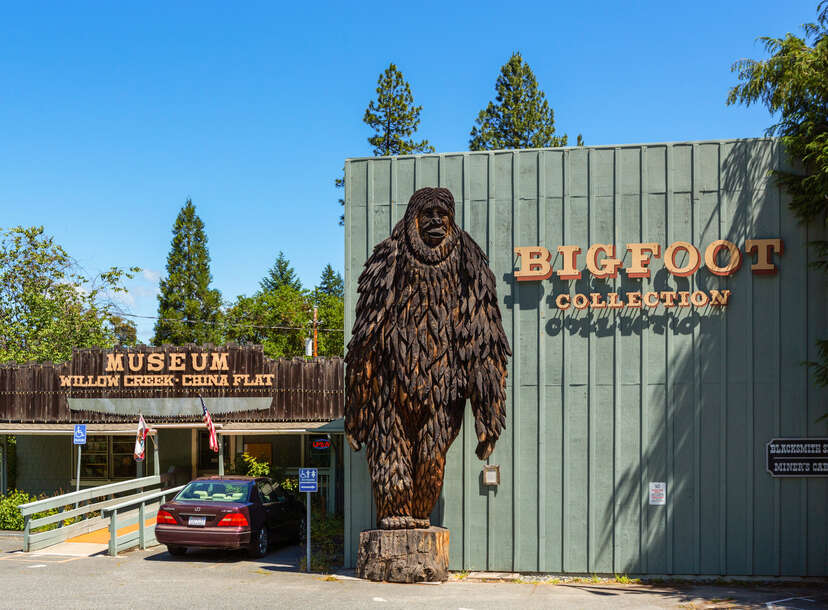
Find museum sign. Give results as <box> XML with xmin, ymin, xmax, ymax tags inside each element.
<box><xmin>59</xmin><ymin>350</ymin><xmax>275</xmax><ymax>390</ymax></box>
<box><xmin>0</xmin><ymin>345</ymin><xmax>344</xmax><ymax>423</ymax></box>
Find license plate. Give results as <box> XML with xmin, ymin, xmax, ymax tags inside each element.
<box><xmin>188</xmin><ymin>516</ymin><xmax>206</xmax><ymax>527</ymax></box>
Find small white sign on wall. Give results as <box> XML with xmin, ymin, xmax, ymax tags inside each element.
<box><xmin>649</xmin><ymin>482</ymin><xmax>666</xmax><ymax>505</ymax></box>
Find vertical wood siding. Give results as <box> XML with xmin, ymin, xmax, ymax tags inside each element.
<box><xmin>344</xmin><ymin>140</ymin><xmax>828</xmax><ymax>576</ymax></box>
<box><xmin>0</xmin><ymin>347</ymin><xmax>344</xmax><ymax>422</ymax></box>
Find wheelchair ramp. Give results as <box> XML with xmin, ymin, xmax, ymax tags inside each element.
<box><xmin>31</xmin><ymin>542</ymin><xmax>108</xmax><ymax>557</ymax></box>
<box><xmin>66</xmin><ymin>516</ymin><xmax>157</xmax><ymax>545</ymax></box>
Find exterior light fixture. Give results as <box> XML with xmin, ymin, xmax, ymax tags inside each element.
<box><xmin>482</xmin><ymin>464</ymin><xmax>500</xmax><ymax>487</ymax></box>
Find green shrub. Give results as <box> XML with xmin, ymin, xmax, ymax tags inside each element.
<box><xmin>278</xmin><ymin>475</ymin><xmax>298</xmax><ymax>494</ymax></box>
<box><xmin>241</xmin><ymin>453</ymin><xmax>271</xmax><ymax>477</ymax></box>
<box><xmin>299</xmin><ymin>508</ymin><xmax>344</xmax><ymax>572</ymax></box>
<box><xmin>0</xmin><ymin>489</ymin><xmax>87</xmax><ymax>531</ymax></box>
<box><xmin>0</xmin><ymin>489</ymin><xmax>34</xmax><ymax>530</ymax></box>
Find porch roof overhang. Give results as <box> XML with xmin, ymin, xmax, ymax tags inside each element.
<box><xmin>0</xmin><ymin>418</ymin><xmax>345</xmax><ymax>436</ymax></box>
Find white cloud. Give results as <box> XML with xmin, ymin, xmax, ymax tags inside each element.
<box><xmin>131</xmin><ymin>285</ymin><xmax>160</xmax><ymax>298</ymax></box>
<box><xmin>142</xmin><ymin>269</ymin><xmax>161</xmax><ymax>282</ymax></box>
<box><xmin>112</xmin><ymin>291</ymin><xmax>136</xmax><ymax>307</ymax></box>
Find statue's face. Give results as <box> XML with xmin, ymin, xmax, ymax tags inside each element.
<box><xmin>417</xmin><ymin>203</ymin><xmax>450</xmax><ymax>247</ymax></box>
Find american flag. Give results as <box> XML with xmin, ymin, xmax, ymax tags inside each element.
<box><xmin>200</xmin><ymin>396</ymin><xmax>219</xmax><ymax>453</ymax></box>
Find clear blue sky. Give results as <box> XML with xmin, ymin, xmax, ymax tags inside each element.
<box><xmin>0</xmin><ymin>1</ymin><xmax>817</xmax><ymax>341</ymax></box>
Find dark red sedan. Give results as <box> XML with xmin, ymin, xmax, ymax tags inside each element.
<box><xmin>155</xmin><ymin>476</ymin><xmax>304</xmax><ymax>558</ymax></box>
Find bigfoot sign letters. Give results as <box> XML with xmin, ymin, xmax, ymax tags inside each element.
<box><xmin>514</xmin><ymin>238</ymin><xmax>783</xmax><ymax>311</ymax></box>
<box><xmin>345</xmin><ymin>187</ymin><xmax>511</xmax><ymax>531</ymax></box>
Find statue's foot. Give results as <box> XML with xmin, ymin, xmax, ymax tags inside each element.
<box><xmin>379</xmin><ymin>516</ymin><xmax>431</xmax><ymax>530</ymax></box>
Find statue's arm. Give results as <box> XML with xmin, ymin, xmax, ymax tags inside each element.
<box><xmin>462</xmin><ymin>237</ymin><xmax>511</xmax><ymax>460</ymax></box>
<box><xmin>344</xmin><ymin>238</ymin><xmax>397</xmax><ymax>451</ymax></box>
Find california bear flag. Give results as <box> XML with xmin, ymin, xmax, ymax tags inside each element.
<box><xmin>134</xmin><ymin>414</ymin><xmax>148</xmax><ymax>461</ymax></box>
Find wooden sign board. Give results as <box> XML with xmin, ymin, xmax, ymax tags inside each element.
<box><xmin>766</xmin><ymin>438</ymin><xmax>828</xmax><ymax>477</ymax></box>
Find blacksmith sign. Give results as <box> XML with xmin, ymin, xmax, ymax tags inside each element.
<box><xmin>766</xmin><ymin>438</ymin><xmax>828</xmax><ymax>478</ymax></box>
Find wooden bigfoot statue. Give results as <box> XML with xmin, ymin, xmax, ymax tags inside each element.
<box><xmin>345</xmin><ymin>187</ymin><xmax>511</xmax><ymax>530</ymax></box>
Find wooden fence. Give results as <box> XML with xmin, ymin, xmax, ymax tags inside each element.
<box><xmin>0</xmin><ymin>345</ymin><xmax>344</xmax><ymax>423</ymax></box>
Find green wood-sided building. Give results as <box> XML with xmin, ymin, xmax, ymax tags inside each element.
<box><xmin>342</xmin><ymin>139</ymin><xmax>828</xmax><ymax>577</ymax></box>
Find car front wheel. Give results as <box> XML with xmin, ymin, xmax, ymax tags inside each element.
<box><xmin>248</xmin><ymin>527</ymin><xmax>268</xmax><ymax>558</ymax></box>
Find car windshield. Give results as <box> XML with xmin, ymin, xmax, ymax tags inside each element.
<box><xmin>175</xmin><ymin>481</ymin><xmax>252</xmax><ymax>503</ymax></box>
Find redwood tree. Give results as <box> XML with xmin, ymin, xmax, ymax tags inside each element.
<box><xmin>153</xmin><ymin>199</ymin><xmax>223</xmax><ymax>345</ymax></box>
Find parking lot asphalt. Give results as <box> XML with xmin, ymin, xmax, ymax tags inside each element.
<box><xmin>0</xmin><ymin>536</ymin><xmax>825</xmax><ymax>609</ymax></box>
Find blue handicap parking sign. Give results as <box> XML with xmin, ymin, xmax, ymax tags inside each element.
<box><xmin>73</xmin><ymin>424</ymin><xmax>87</xmax><ymax>445</ymax></box>
<box><xmin>299</xmin><ymin>467</ymin><xmax>318</xmax><ymax>492</ymax></box>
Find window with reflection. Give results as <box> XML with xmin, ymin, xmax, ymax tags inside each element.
<box><xmin>73</xmin><ymin>436</ymin><xmax>142</xmax><ymax>481</ymax></box>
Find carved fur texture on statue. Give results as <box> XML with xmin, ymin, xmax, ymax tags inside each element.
<box><xmin>345</xmin><ymin>187</ymin><xmax>511</xmax><ymax>530</ymax></box>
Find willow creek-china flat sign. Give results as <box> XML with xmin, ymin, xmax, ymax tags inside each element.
<box><xmin>58</xmin><ymin>351</ymin><xmax>275</xmax><ymax>389</ymax></box>
<box><xmin>513</xmin><ymin>238</ymin><xmax>783</xmax><ymax>311</ymax></box>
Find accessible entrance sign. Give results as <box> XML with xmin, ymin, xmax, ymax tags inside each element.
<box><xmin>766</xmin><ymin>438</ymin><xmax>828</xmax><ymax>477</ymax></box>
<box><xmin>299</xmin><ymin>468</ymin><xmax>318</xmax><ymax>492</ymax></box>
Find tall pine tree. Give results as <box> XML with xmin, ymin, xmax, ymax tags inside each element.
<box><xmin>152</xmin><ymin>199</ymin><xmax>222</xmax><ymax>345</ymax></box>
<box><xmin>310</xmin><ymin>264</ymin><xmax>345</xmax><ymax>356</ymax></box>
<box><xmin>470</xmin><ymin>52</ymin><xmax>582</xmax><ymax>151</ymax></box>
<box><xmin>364</xmin><ymin>63</ymin><xmax>435</xmax><ymax>156</ymax></box>
<box><xmin>337</xmin><ymin>62</ymin><xmax>433</xmax><ymax>224</ymax></box>
<box><xmin>260</xmin><ymin>251</ymin><xmax>302</xmax><ymax>293</ymax></box>
<box><xmin>317</xmin><ymin>264</ymin><xmax>344</xmax><ymax>299</ymax></box>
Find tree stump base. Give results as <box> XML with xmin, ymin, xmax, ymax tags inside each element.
<box><xmin>356</xmin><ymin>526</ymin><xmax>449</xmax><ymax>583</ymax></box>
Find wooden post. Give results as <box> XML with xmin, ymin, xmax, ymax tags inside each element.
<box><xmin>152</xmin><ymin>433</ymin><xmax>160</xmax><ymax>478</ymax></box>
<box><xmin>191</xmin><ymin>430</ymin><xmax>197</xmax><ymax>480</ymax></box>
<box><xmin>23</xmin><ymin>515</ymin><xmax>30</xmax><ymax>552</ymax></box>
<box><xmin>108</xmin><ymin>509</ymin><xmax>118</xmax><ymax>556</ymax></box>
<box><xmin>218</xmin><ymin>433</ymin><xmax>224</xmax><ymax>476</ymax></box>
<box><xmin>1</xmin><ymin>435</ymin><xmax>7</xmax><ymax>495</ymax></box>
<box><xmin>138</xmin><ymin>501</ymin><xmax>146</xmax><ymax>549</ymax></box>
<box><xmin>328</xmin><ymin>436</ymin><xmax>336</xmax><ymax>515</ymax></box>
<box><xmin>136</xmin><ymin>435</ymin><xmax>144</xmax><ymax>497</ymax></box>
